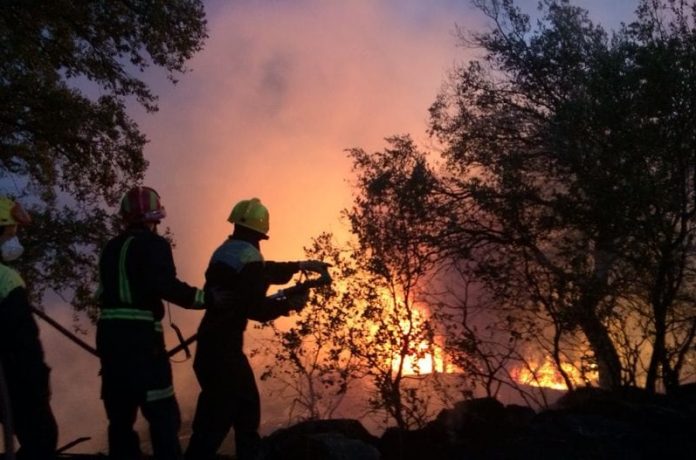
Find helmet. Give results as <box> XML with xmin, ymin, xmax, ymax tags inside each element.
<box><xmin>0</xmin><ymin>197</ymin><xmax>31</xmax><ymax>226</ymax></box>
<box><xmin>228</xmin><ymin>198</ymin><xmax>269</xmax><ymax>237</ymax></box>
<box><xmin>120</xmin><ymin>186</ymin><xmax>166</xmax><ymax>223</ymax></box>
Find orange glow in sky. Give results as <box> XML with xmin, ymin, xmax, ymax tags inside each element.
<box><xmin>135</xmin><ymin>0</ymin><xmax>481</xmax><ymax>292</ymax></box>
<box><xmin>132</xmin><ymin>0</ymin><xmax>638</xmax><ymax>296</ymax></box>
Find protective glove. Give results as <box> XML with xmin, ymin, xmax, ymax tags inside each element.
<box><xmin>286</xmin><ymin>290</ymin><xmax>310</xmax><ymax>313</ymax></box>
<box><xmin>299</xmin><ymin>260</ymin><xmax>331</xmax><ymax>273</ymax></box>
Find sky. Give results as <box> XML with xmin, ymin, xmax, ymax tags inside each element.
<box><xmin>135</xmin><ymin>0</ymin><xmax>639</xmax><ymax>289</ymax></box>
<box><xmin>30</xmin><ymin>0</ymin><xmax>642</xmax><ymax>454</ymax></box>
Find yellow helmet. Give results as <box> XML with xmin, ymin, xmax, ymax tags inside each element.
<box><xmin>0</xmin><ymin>197</ymin><xmax>31</xmax><ymax>226</ymax></box>
<box><xmin>228</xmin><ymin>198</ymin><xmax>269</xmax><ymax>237</ymax></box>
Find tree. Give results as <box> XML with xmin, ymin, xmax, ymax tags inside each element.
<box><xmin>254</xmin><ymin>233</ymin><xmax>360</xmax><ymax>422</ymax></box>
<box><xmin>426</xmin><ymin>0</ymin><xmax>696</xmax><ymax>390</ymax></box>
<box><xmin>345</xmin><ymin>136</ymin><xmax>442</xmax><ymax>428</ymax></box>
<box><xmin>0</xmin><ymin>1</ymin><xmax>207</xmax><ymax>313</ymax></box>
<box><xmin>258</xmin><ymin>139</ymin><xmax>444</xmax><ymax>429</ymax></box>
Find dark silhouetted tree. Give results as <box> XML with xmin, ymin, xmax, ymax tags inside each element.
<box><xmin>259</xmin><ymin>138</ymin><xmax>443</xmax><ymax>429</ymax></box>
<box><xmin>254</xmin><ymin>233</ymin><xmax>360</xmax><ymax>422</ymax></box>
<box><xmin>0</xmin><ymin>1</ymin><xmax>207</xmax><ymax>314</ymax></box>
<box><xmin>344</xmin><ymin>138</ymin><xmax>441</xmax><ymax>428</ymax></box>
<box><xmin>428</xmin><ymin>0</ymin><xmax>696</xmax><ymax>391</ymax></box>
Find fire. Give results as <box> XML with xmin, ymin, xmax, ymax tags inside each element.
<box><xmin>512</xmin><ymin>357</ymin><xmax>586</xmax><ymax>390</ymax></box>
<box><xmin>399</xmin><ymin>343</ymin><xmax>434</xmax><ymax>375</ymax></box>
<box><xmin>388</xmin><ymin>303</ymin><xmax>452</xmax><ymax>376</ymax></box>
<box><xmin>372</xmin><ymin>291</ymin><xmax>457</xmax><ymax>376</ymax></box>
<box><xmin>397</xmin><ymin>342</ymin><xmax>455</xmax><ymax>376</ymax></box>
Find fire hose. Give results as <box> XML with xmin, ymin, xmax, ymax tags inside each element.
<box><xmin>167</xmin><ymin>267</ymin><xmax>333</xmax><ymax>358</ymax></box>
<box><xmin>31</xmin><ymin>306</ymin><xmax>99</xmax><ymax>358</ymax></box>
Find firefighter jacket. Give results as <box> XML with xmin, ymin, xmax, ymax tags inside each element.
<box><xmin>97</xmin><ymin>225</ymin><xmax>204</xmax><ymax>405</ymax></box>
<box><xmin>195</xmin><ymin>238</ymin><xmax>300</xmax><ymax>365</ymax></box>
<box><xmin>98</xmin><ymin>225</ymin><xmax>205</xmax><ymax>320</ymax></box>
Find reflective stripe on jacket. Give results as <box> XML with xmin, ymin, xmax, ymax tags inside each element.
<box><xmin>98</xmin><ymin>226</ymin><xmax>204</xmax><ymax>321</ymax></box>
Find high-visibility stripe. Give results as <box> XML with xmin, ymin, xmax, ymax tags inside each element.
<box><xmin>99</xmin><ymin>310</ymin><xmax>162</xmax><ymax>334</ymax></box>
<box><xmin>194</xmin><ymin>289</ymin><xmax>205</xmax><ymax>308</ymax></box>
<box><xmin>119</xmin><ymin>237</ymin><xmax>135</xmax><ymax>304</ymax></box>
<box><xmin>146</xmin><ymin>385</ymin><xmax>175</xmax><ymax>402</ymax></box>
<box><xmin>100</xmin><ymin>308</ymin><xmax>154</xmax><ymax>321</ymax></box>
<box><xmin>0</xmin><ymin>264</ymin><xmax>25</xmax><ymax>301</ymax></box>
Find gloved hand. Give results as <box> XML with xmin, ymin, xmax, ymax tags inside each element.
<box><xmin>286</xmin><ymin>290</ymin><xmax>310</xmax><ymax>312</ymax></box>
<box><xmin>299</xmin><ymin>260</ymin><xmax>331</xmax><ymax>273</ymax></box>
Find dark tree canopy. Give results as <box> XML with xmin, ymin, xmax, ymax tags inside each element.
<box><xmin>344</xmin><ymin>0</ymin><xmax>696</xmax><ymax>392</ymax></box>
<box><xmin>429</xmin><ymin>0</ymin><xmax>696</xmax><ymax>391</ymax></box>
<box><xmin>0</xmin><ymin>0</ymin><xmax>207</xmax><ymax>313</ymax></box>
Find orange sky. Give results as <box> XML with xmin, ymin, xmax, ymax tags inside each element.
<box><xmin>35</xmin><ymin>0</ymin><xmax>640</xmax><ymax>453</ymax></box>
<box><xmin>136</xmin><ymin>0</ymin><xmax>638</xmax><ymax>291</ymax></box>
<box><xmin>137</xmin><ymin>0</ymin><xmax>480</xmax><ymax>283</ymax></box>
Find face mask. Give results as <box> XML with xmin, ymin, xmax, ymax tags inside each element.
<box><xmin>1</xmin><ymin>236</ymin><xmax>24</xmax><ymax>262</ymax></box>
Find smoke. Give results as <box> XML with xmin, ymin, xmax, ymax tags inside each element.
<box><xmin>134</xmin><ymin>0</ymin><xmax>477</xmax><ymax>279</ymax></box>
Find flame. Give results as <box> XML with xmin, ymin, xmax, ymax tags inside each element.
<box><xmin>390</xmin><ymin>304</ymin><xmax>448</xmax><ymax>375</ymax></box>
<box><xmin>397</xmin><ymin>342</ymin><xmax>456</xmax><ymax>375</ymax></box>
<box><xmin>399</xmin><ymin>343</ymin><xmax>434</xmax><ymax>375</ymax></box>
<box><xmin>512</xmin><ymin>357</ymin><xmax>585</xmax><ymax>390</ymax></box>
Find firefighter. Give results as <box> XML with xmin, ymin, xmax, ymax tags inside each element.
<box><xmin>0</xmin><ymin>196</ymin><xmax>58</xmax><ymax>460</ymax></box>
<box><xmin>185</xmin><ymin>198</ymin><xmax>327</xmax><ymax>460</ymax></box>
<box><xmin>97</xmin><ymin>186</ymin><xmax>206</xmax><ymax>460</ymax></box>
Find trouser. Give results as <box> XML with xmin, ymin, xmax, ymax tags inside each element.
<box><xmin>104</xmin><ymin>389</ymin><xmax>182</xmax><ymax>460</ymax></box>
<box><xmin>97</xmin><ymin>318</ymin><xmax>182</xmax><ymax>460</ymax></box>
<box><xmin>0</xmin><ymin>298</ymin><xmax>58</xmax><ymax>460</ymax></box>
<box><xmin>1</xmin><ymin>360</ymin><xmax>58</xmax><ymax>460</ymax></box>
<box><xmin>185</xmin><ymin>352</ymin><xmax>261</xmax><ymax>460</ymax></box>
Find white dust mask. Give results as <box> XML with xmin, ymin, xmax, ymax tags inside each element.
<box><xmin>1</xmin><ymin>236</ymin><xmax>24</xmax><ymax>262</ymax></box>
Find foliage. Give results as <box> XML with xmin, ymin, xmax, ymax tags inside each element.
<box><xmin>254</xmin><ymin>233</ymin><xmax>360</xmax><ymax>422</ymax></box>
<box><xmin>343</xmin><ymin>137</ymin><xmax>443</xmax><ymax>428</ymax></box>
<box><xmin>429</xmin><ymin>0</ymin><xmax>696</xmax><ymax>391</ymax></box>
<box><xmin>261</xmin><ymin>138</ymin><xmax>444</xmax><ymax>429</ymax></box>
<box><xmin>0</xmin><ymin>0</ymin><xmax>208</xmax><ymax>314</ymax></box>
<box><xmin>259</xmin><ymin>2</ymin><xmax>696</xmax><ymax>432</ymax></box>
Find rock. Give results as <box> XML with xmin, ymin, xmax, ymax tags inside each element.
<box><xmin>379</xmin><ymin>398</ymin><xmax>534</xmax><ymax>460</ymax></box>
<box><xmin>517</xmin><ymin>386</ymin><xmax>696</xmax><ymax>460</ymax></box>
<box><xmin>261</xmin><ymin>419</ymin><xmax>379</xmax><ymax>460</ymax></box>
<box><xmin>379</xmin><ymin>423</ymin><xmax>449</xmax><ymax>460</ymax></box>
<box><xmin>379</xmin><ymin>389</ymin><xmax>696</xmax><ymax>460</ymax></box>
<box><xmin>503</xmin><ymin>404</ymin><xmax>536</xmax><ymax>431</ymax></box>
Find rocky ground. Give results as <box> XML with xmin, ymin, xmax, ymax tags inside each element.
<box><xmin>259</xmin><ymin>385</ymin><xmax>696</xmax><ymax>460</ymax></box>
<box><xmin>6</xmin><ymin>385</ymin><xmax>696</xmax><ymax>459</ymax></box>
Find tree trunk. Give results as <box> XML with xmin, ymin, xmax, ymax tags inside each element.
<box><xmin>645</xmin><ymin>308</ymin><xmax>666</xmax><ymax>393</ymax></box>
<box><xmin>579</xmin><ymin>314</ymin><xmax>622</xmax><ymax>389</ymax></box>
